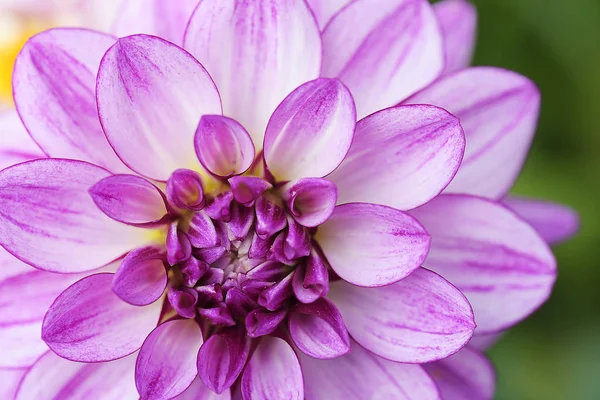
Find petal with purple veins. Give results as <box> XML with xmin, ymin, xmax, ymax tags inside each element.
<box><xmin>329</xmin><ymin>268</ymin><xmax>475</xmax><ymax>363</ymax></box>
<box><xmin>316</xmin><ymin>203</ymin><xmax>430</xmax><ymax>287</ymax></box>
<box><xmin>404</xmin><ymin>67</ymin><xmax>540</xmax><ymax>199</ymax></box>
<box><xmin>306</xmin><ymin>0</ymin><xmax>353</xmax><ymax>30</ymax></box>
<box><xmin>136</xmin><ymin>319</ymin><xmax>204</xmax><ymax>399</ymax></box>
<box><xmin>410</xmin><ymin>194</ymin><xmax>557</xmax><ymax>333</ymax></box>
<box><xmin>174</xmin><ymin>376</ymin><xmax>231</xmax><ymax>400</ymax></box>
<box><xmin>329</xmin><ymin>105</ymin><xmax>465</xmax><ymax>210</ymax></box>
<box><xmin>113</xmin><ymin>246</ymin><xmax>167</xmax><ymax>306</ymax></box>
<box><xmin>282</xmin><ymin>178</ymin><xmax>338</xmax><ymax>227</ymax></box>
<box><xmin>166</xmin><ymin>169</ymin><xmax>205</xmax><ymax>211</ymax></box>
<box><xmin>0</xmin><ymin>110</ymin><xmax>45</xmax><ymax>170</ymax></box>
<box><xmin>184</xmin><ymin>0</ymin><xmax>321</xmax><ymax>146</ymax></box>
<box><xmin>97</xmin><ymin>34</ymin><xmax>222</xmax><ymax>180</ymax></box>
<box><xmin>42</xmin><ymin>273</ymin><xmax>163</xmax><ymax>362</ymax></box>
<box><xmin>321</xmin><ymin>0</ymin><xmax>443</xmax><ymax>117</ymax></box>
<box><xmin>263</xmin><ymin>78</ymin><xmax>356</xmax><ymax>182</ymax></box>
<box><xmin>229</xmin><ymin>176</ymin><xmax>272</xmax><ymax>207</ymax></box>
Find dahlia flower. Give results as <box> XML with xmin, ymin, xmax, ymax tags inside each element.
<box><xmin>0</xmin><ymin>0</ymin><xmax>578</xmax><ymax>399</ymax></box>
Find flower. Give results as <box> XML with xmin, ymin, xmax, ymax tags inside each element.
<box><xmin>0</xmin><ymin>0</ymin><xmax>577</xmax><ymax>399</ymax></box>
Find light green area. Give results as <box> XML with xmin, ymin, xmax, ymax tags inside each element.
<box><xmin>471</xmin><ymin>0</ymin><xmax>600</xmax><ymax>398</ymax></box>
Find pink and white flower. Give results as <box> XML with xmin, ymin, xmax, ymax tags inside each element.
<box><xmin>0</xmin><ymin>0</ymin><xmax>577</xmax><ymax>399</ymax></box>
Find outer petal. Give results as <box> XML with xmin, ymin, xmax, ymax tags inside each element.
<box><xmin>504</xmin><ymin>197</ymin><xmax>579</xmax><ymax>245</ymax></box>
<box><xmin>0</xmin><ymin>368</ymin><xmax>26</xmax><ymax>400</ymax></box>
<box><xmin>184</xmin><ymin>0</ymin><xmax>322</xmax><ymax>146</ymax></box>
<box><xmin>0</xmin><ymin>110</ymin><xmax>45</xmax><ymax>169</ymax></box>
<box><xmin>301</xmin><ymin>341</ymin><xmax>440</xmax><ymax>399</ymax></box>
<box><xmin>0</xmin><ymin>159</ymin><xmax>146</xmax><ymax>273</ymax></box>
<box><xmin>175</xmin><ymin>377</ymin><xmax>231</xmax><ymax>400</ymax></box>
<box><xmin>424</xmin><ymin>347</ymin><xmax>495</xmax><ymax>400</ymax></box>
<box><xmin>241</xmin><ymin>337</ymin><xmax>304</xmax><ymax>400</ymax></box>
<box><xmin>42</xmin><ymin>273</ymin><xmax>163</xmax><ymax>362</ymax></box>
<box><xmin>329</xmin><ymin>268</ymin><xmax>475</xmax><ymax>363</ymax></box>
<box><xmin>136</xmin><ymin>319</ymin><xmax>204</xmax><ymax>399</ymax></box>
<box><xmin>404</xmin><ymin>67</ymin><xmax>540</xmax><ymax>198</ymax></box>
<box><xmin>306</xmin><ymin>0</ymin><xmax>352</xmax><ymax>29</ymax></box>
<box><xmin>13</xmin><ymin>28</ymin><xmax>128</xmax><ymax>173</ymax></box>
<box><xmin>15</xmin><ymin>351</ymin><xmax>138</xmax><ymax>400</ymax></box>
<box><xmin>322</xmin><ymin>0</ymin><xmax>443</xmax><ymax>118</ymax></box>
<box><xmin>264</xmin><ymin>78</ymin><xmax>355</xmax><ymax>181</ymax></box>
<box><xmin>433</xmin><ymin>0</ymin><xmax>478</xmax><ymax>74</ymax></box>
<box><xmin>113</xmin><ymin>0</ymin><xmax>199</xmax><ymax>45</ymax></box>
<box><xmin>329</xmin><ymin>105</ymin><xmax>464</xmax><ymax>210</ymax></box>
<box><xmin>316</xmin><ymin>203</ymin><xmax>430</xmax><ymax>287</ymax></box>
<box><xmin>97</xmin><ymin>34</ymin><xmax>222</xmax><ymax>180</ymax></box>
<box><xmin>0</xmin><ymin>321</ymin><xmax>48</xmax><ymax>368</ymax></box>
<box><xmin>410</xmin><ymin>195</ymin><xmax>556</xmax><ymax>333</ymax></box>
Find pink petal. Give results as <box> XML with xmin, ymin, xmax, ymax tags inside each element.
<box><xmin>112</xmin><ymin>0</ymin><xmax>199</xmax><ymax>45</ymax></box>
<box><xmin>424</xmin><ymin>346</ymin><xmax>495</xmax><ymax>400</ymax></box>
<box><xmin>289</xmin><ymin>298</ymin><xmax>351</xmax><ymax>359</ymax></box>
<box><xmin>194</xmin><ymin>115</ymin><xmax>255</xmax><ymax>178</ymax></box>
<box><xmin>504</xmin><ymin>196</ymin><xmax>579</xmax><ymax>245</ymax></box>
<box><xmin>300</xmin><ymin>341</ymin><xmax>440</xmax><ymax>399</ymax></box>
<box><xmin>174</xmin><ymin>376</ymin><xmax>231</xmax><ymax>400</ymax></box>
<box><xmin>15</xmin><ymin>351</ymin><xmax>138</xmax><ymax>400</ymax></box>
<box><xmin>113</xmin><ymin>246</ymin><xmax>167</xmax><ymax>306</ymax></box>
<box><xmin>410</xmin><ymin>195</ymin><xmax>556</xmax><ymax>333</ymax></box>
<box><xmin>306</xmin><ymin>0</ymin><xmax>353</xmax><ymax>30</ymax></box>
<box><xmin>0</xmin><ymin>110</ymin><xmax>45</xmax><ymax>169</ymax></box>
<box><xmin>316</xmin><ymin>203</ymin><xmax>430</xmax><ymax>287</ymax></box>
<box><xmin>282</xmin><ymin>178</ymin><xmax>338</xmax><ymax>227</ymax></box>
<box><xmin>183</xmin><ymin>0</ymin><xmax>322</xmax><ymax>146</ymax></box>
<box><xmin>321</xmin><ymin>0</ymin><xmax>443</xmax><ymax>118</ymax></box>
<box><xmin>13</xmin><ymin>28</ymin><xmax>129</xmax><ymax>173</ymax></box>
<box><xmin>0</xmin><ymin>368</ymin><xmax>26</xmax><ymax>400</ymax></box>
<box><xmin>404</xmin><ymin>67</ymin><xmax>540</xmax><ymax>198</ymax></box>
<box><xmin>42</xmin><ymin>273</ymin><xmax>163</xmax><ymax>362</ymax></box>
<box><xmin>329</xmin><ymin>105</ymin><xmax>465</xmax><ymax>210</ymax></box>
<box><xmin>329</xmin><ymin>268</ymin><xmax>475</xmax><ymax>363</ymax></box>
<box><xmin>97</xmin><ymin>34</ymin><xmax>222</xmax><ymax>181</ymax></box>
<box><xmin>90</xmin><ymin>174</ymin><xmax>170</xmax><ymax>226</ymax></box>
<box><xmin>241</xmin><ymin>337</ymin><xmax>304</xmax><ymax>400</ymax></box>
<box><xmin>136</xmin><ymin>319</ymin><xmax>204</xmax><ymax>399</ymax></box>
<box><xmin>433</xmin><ymin>0</ymin><xmax>478</xmax><ymax>74</ymax></box>
<box><xmin>263</xmin><ymin>78</ymin><xmax>356</xmax><ymax>181</ymax></box>
<box><xmin>0</xmin><ymin>321</ymin><xmax>48</xmax><ymax>368</ymax></box>
<box><xmin>0</xmin><ymin>159</ymin><xmax>146</xmax><ymax>273</ymax></box>
<box><xmin>197</xmin><ymin>327</ymin><xmax>250</xmax><ymax>394</ymax></box>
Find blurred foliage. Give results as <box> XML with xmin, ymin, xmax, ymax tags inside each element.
<box><xmin>471</xmin><ymin>0</ymin><xmax>600</xmax><ymax>398</ymax></box>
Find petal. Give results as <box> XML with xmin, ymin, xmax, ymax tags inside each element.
<box><xmin>469</xmin><ymin>332</ymin><xmax>503</xmax><ymax>351</ymax></box>
<box><xmin>97</xmin><ymin>34</ymin><xmax>222</xmax><ymax>181</ymax></box>
<box><xmin>424</xmin><ymin>347</ymin><xmax>495</xmax><ymax>400</ymax></box>
<box><xmin>174</xmin><ymin>376</ymin><xmax>231</xmax><ymax>400</ymax></box>
<box><xmin>13</xmin><ymin>28</ymin><xmax>128</xmax><ymax>173</ymax></box>
<box><xmin>187</xmin><ymin>211</ymin><xmax>219</xmax><ymax>248</ymax></box>
<box><xmin>0</xmin><ymin>110</ymin><xmax>44</xmax><ymax>169</ymax></box>
<box><xmin>329</xmin><ymin>268</ymin><xmax>475</xmax><ymax>363</ymax></box>
<box><xmin>166</xmin><ymin>169</ymin><xmax>206</xmax><ymax>211</ymax></box>
<box><xmin>289</xmin><ymin>298</ymin><xmax>350</xmax><ymax>359</ymax></box>
<box><xmin>321</xmin><ymin>0</ymin><xmax>443</xmax><ymax>118</ymax></box>
<box><xmin>113</xmin><ymin>246</ymin><xmax>167</xmax><ymax>306</ymax></box>
<box><xmin>229</xmin><ymin>176</ymin><xmax>272</xmax><ymax>207</ymax></box>
<box><xmin>197</xmin><ymin>327</ymin><xmax>250</xmax><ymax>394</ymax></box>
<box><xmin>306</xmin><ymin>0</ymin><xmax>352</xmax><ymax>29</ymax></box>
<box><xmin>42</xmin><ymin>273</ymin><xmax>163</xmax><ymax>362</ymax></box>
<box><xmin>184</xmin><ymin>0</ymin><xmax>322</xmax><ymax>146</ymax></box>
<box><xmin>112</xmin><ymin>0</ymin><xmax>199</xmax><ymax>45</ymax></box>
<box><xmin>316</xmin><ymin>203</ymin><xmax>430</xmax><ymax>287</ymax></box>
<box><xmin>410</xmin><ymin>195</ymin><xmax>557</xmax><ymax>333</ymax></box>
<box><xmin>263</xmin><ymin>78</ymin><xmax>355</xmax><ymax>181</ymax></box>
<box><xmin>0</xmin><ymin>159</ymin><xmax>145</xmax><ymax>273</ymax></box>
<box><xmin>282</xmin><ymin>178</ymin><xmax>338</xmax><ymax>227</ymax></box>
<box><xmin>504</xmin><ymin>197</ymin><xmax>580</xmax><ymax>245</ymax></box>
<box><xmin>300</xmin><ymin>341</ymin><xmax>440</xmax><ymax>399</ymax></box>
<box><xmin>15</xmin><ymin>351</ymin><xmax>138</xmax><ymax>400</ymax></box>
<box><xmin>0</xmin><ymin>321</ymin><xmax>48</xmax><ymax>368</ymax></box>
<box><xmin>136</xmin><ymin>319</ymin><xmax>204</xmax><ymax>399</ymax></box>
<box><xmin>329</xmin><ymin>105</ymin><xmax>465</xmax><ymax>210</ymax></box>
<box><xmin>433</xmin><ymin>0</ymin><xmax>478</xmax><ymax>74</ymax></box>
<box><xmin>241</xmin><ymin>336</ymin><xmax>304</xmax><ymax>400</ymax></box>
<box><xmin>90</xmin><ymin>174</ymin><xmax>170</xmax><ymax>226</ymax></box>
<box><xmin>0</xmin><ymin>368</ymin><xmax>26</xmax><ymax>400</ymax></box>
<box><xmin>195</xmin><ymin>115</ymin><xmax>255</xmax><ymax>178</ymax></box>
<box><xmin>404</xmin><ymin>67</ymin><xmax>540</xmax><ymax>198</ymax></box>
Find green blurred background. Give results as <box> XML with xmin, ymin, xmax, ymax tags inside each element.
<box><xmin>469</xmin><ymin>0</ymin><xmax>599</xmax><ymax>398</ymax></box>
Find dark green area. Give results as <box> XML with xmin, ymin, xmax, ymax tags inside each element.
<box><xmin>471</xmin><ymin>0</ymin><xmax>600</xmax><ymax>398</ymax></box>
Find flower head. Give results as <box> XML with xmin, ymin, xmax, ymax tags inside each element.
<box><xmin>0</xmin><ymin>0</ymin><xmax>577</xmax><ymax>399</ymax></box>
